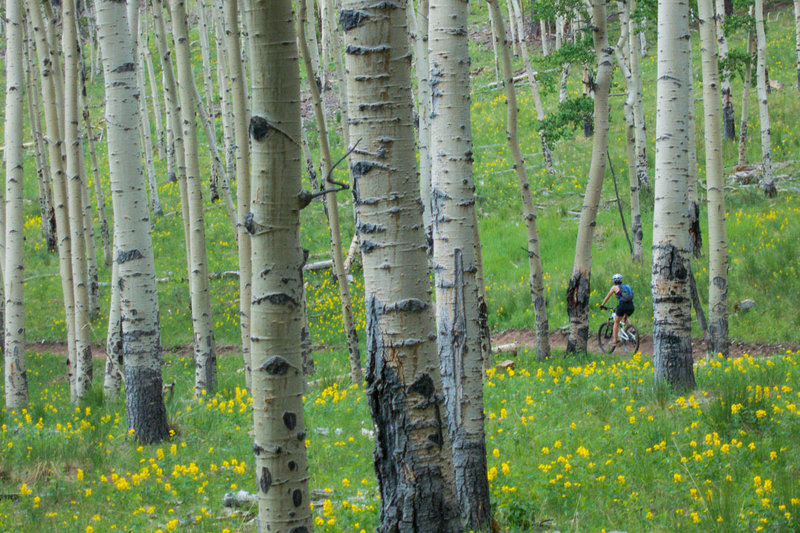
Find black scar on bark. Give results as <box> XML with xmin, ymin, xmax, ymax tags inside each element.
<box><xmin>408</xmin><ymin>374</ymin><xmax>435</xmax><ymax>398</ymax></box>
<box><xmin>117</xmin><ymin>249</ymin><xmax>144</xmax><ymax>264</ymax></box>
<box><xmin>296</xmin><ymin>431</ymin><xmax>306</xmax><ymax>441</ymax></box>
<box><xmin>283</xmin><ymin>412</ymin><xmax>297</xmax><ymax>430</ymax></box>
<box><xmin>360</xmin><ymin>240</ymin><xmax>378</xmax><ymax>254</ymax></box>
<box><xmin>292</xmin><ymin>489</ymin><xmax>303</xmax><ymax>507</ymax></box>
<box><xmin>290</xmin><ymin>528</ymin><xmax>309</xmax><ymax>533</ymax></box>
<box><xmin>249</xmin><ymin>116</ymin><xmax>271</xmax><ymax>141</ymax></box>
<box><xmin>253</xmin><ymin>293</ymin><xmax>298</xmax><ymax>306</ymax></box>
<box><xmin>259</xmin><ymin>467</ymin><xmax>272</xmax><ymax>494</ymax></box>
<box><xmin>288</xmin><ymin>460</ymin><xmax>297</xmax><ymax>471</ymax></box>
<box><xmin>112</xmin><ymin>62</ymin><xmax>135</xmax><ymax>73</ymax></box>
<box><xmin>260</xmin><ymin>356</ymin><xmax>289</xmax><ymax>375</ymax></box>
<box><xmin>339</xmin><ymin>10</ymin><xmax>368</xmax><ymax>31</ymax></box>
<box><xmin>350</xmin><ymin>161</ymin><xmax>375</xmax><ymax>178</ymax></box>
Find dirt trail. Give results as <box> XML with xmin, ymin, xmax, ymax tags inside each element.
<box><xmin>492</xmin><ymin>329</ymin><xmax>799</xmax><ymax>359</ymax></box>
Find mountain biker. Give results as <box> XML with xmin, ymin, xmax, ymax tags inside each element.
<box><xmin>600</xmin><ymin>273</ymin><xmax>634</xmax><ymax>349</ymax></box>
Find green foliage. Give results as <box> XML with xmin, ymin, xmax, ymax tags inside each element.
<box><xmin>538</xmin><ymin>96</ymin><xmax>593</xmax><ymax>143</ymax></box>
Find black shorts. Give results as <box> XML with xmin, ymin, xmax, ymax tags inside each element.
<box><xmin>616</xmin><ymin>302</ymin><xmax>635</xmax><ymax>318</ymax></box>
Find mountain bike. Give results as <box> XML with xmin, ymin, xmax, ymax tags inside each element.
<box><xmin>598</xmin><ymin>305</ymin><xmax>640</xmax><ymax>354</ymax></box>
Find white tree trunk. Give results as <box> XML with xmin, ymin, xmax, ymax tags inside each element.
<box><xmin>213</xmin><ymin>2</ymin><xmax>236</xmax><ymax>203</ymax></box>
<box><xmin>794</xmin><ymin>0</ymin><xmax>800</xmax><ymax>90</ymax></box>
<box><xmin>223</xmin><ymin>0</ymin><xmax>253</xmax><ymax>388</ymax></box>
<box><xmin>686</xmin><ymin>51</ymin><xmax>702</xmax><ymax>257</ymax></box>
<box><xmin>487</xmin><ymin>0</ymin><xmax>550</xmax><ymax>360</ymax></box>
<box><xmin>245</xmin><ymin>0</ymin><xmax>313</xmax><ymax>529</ymax></box>
<box><xmin>341</xmin><ymin>0</ymin><xmax>462</xmax><ymax>529</ymax></box>
<box><xmin>297</xmin><ymin>0</ymin><xmax>362</xmax><ymax>384</ymax></box>
<box><xmin>104</xmin><ymin>259</ymin><xmax>123</xmax><ymax>398</ymax></box>
<box><xmin>137</xmin><ymin>14</ymin><xmax>163</xmax><ymax>217</ymax></box>
<box><xmin>715</xmin><ymin>0</ymin><xmax>736</xmax><ymax>140</ymax></box>
<box><xmin>698</xmin><ymin>0</ymin><xmax>729</xmax><ymax>357</ymax></box>
<box><xmin>81</xmin><ymin>91</ymin><xmax>113</xmax><ymax>267</ymax></box>
<box><xmin>64</xmin><ymin>0</ymin><xmax>94</xmax><ymax>402</ymax></box>
<box><xmin>27</xmin><ymin>0</ymin><xmax>78</xmax><ymax>393</ymax></box>
<box><xmin>652</xmin><ymin>0</ymin><xmax>695</xmax><ymax>390</ymax></box>
<box><xmin>539</xmin><ymin>19</ymin><xmax>549</xmax><ymax>56</ymax></box>
<box><xmin>142</xmin><ymin>11</ymin><xmax>165</xmax><ymax>160</ymax></box>
<box><xmin>566</xmin><ymin>0</ymin><xmax>614</xmax><ymax>353</ymax></box>
<box><xmin>414</xmin><ymin>0</ymin><xmax>433</xmax><ymax>238</ymax></box>
<box><xmin>629</xmin><ymin>0</ymin><xmax>650</xmax><ymax>192</ymax></box>
<box><xmin>4</xmin><ymin>0</ymin><xmax>28</xmax><ymax>409</ymax></box>
<box><xmin>738</xmin><ymin>31</ymin><xmax>755</xmax><ymax>167</ymax></box>
<box><xmin>96</xmin><ymin>0</ymin><xmax>170</xmax><ymax>442</ymax></box>
<box><xmin>429</xmin><ymin>0</ymin><xmax>491</xmax><ymax>525</ymax></box>
<box><xmin>169</xmin><ymin>0</ymin><xmax>218</xmax><ymax>395</ymax></box>
<box><xmin>755</xmin><ymin>0</ymin><xmax>776</xmax><ymax>197</ymax></box>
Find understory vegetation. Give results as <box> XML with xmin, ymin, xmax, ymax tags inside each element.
<box><xmin>2</xmin><ymin>2</ymin><xmax>800</xmax><ymax>532</ymax></box>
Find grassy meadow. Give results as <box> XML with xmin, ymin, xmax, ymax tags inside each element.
<box><xmin>2</xmin><ymin>2</ymin><xmax>800</xmax><ymax>531</ymax></box>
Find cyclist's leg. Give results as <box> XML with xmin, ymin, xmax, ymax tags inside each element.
<box><xmin>612</xmin><ymin>312</ymin><xmax>622</xmax><ymax>342</ymax></box>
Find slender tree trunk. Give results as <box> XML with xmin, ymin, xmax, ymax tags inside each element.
<box><xmin>27</xmin><ymin>0</ymin><xmax>78</xmax><ymax>393</ymax></box>
<box><xmin>738</xmin><ymin>31</ymin><xmax>755</xmax><ymax>167</ymax></box>
<box><xmin>488</xmin><ymin>4</ymin><xmax>501</xmax><ymax>86</ymax></box>
<box><xmin>4</xmin><ymin>0</ymin><xmax>28</xmax><ymax>409</ymax></box>
<box><xmin>297</xmin><ymin>0</ymin><xmax>362</xmax><ymax>384</ymax></box>
<box><xmin>104</xmin><ymin>259</ymin><xmax>123</xmax><ymax>398</ymax></box>
<box><xmin>616</xmin><ymin>1</ymin><xmax>643</xmax><ymax>263</ymax></box>
<box><xmin>539</xmin><ymin>19</ymin><xmax>549</xmax><ymax>56</ymax></box>
<box><xmin>64</xmin><ymin>0</ymin><xmax>94</xmax><ymax>402</ymax></box>
<box><xmin>716</xmin><ymin>0</ymin><xmax>736</xmax><ymax>140</ymax></box>
<box><xmin>755</xmin><ymin>0</ymin><xmax>776</xmax><ymax>197</ymax></box>
<box><xmin>77</xmin><ymin>115</ymin><xmax>100</xmax><ymax>320</ymax></box>
<box><xmin>169</xmin><ymin>0</ymin><xmax>218</xmax><ymax>396</ymax></box>
<box><xmin>652</xmin><ymin>0</ymin><xmax>695</xmax><ymax>391</ymax></box>
<box><xmin>414</xmin><ymin>0</ymin><xmax>433</xmax><ymax>240</ymax></box>
<box><xmin>698</xmin><ymin>0</ymin><xmax>729</xmax><ymax>358</ymax></box>
<box><xmin>245</xmin><ymin>1</ymin><xmax>313</xmax><ymax>529</ymax></box>
<box><xmin>566</xmin><ymin>0</ymin><xmax>614</xmax><ymax>354</ymax></box>
<box><xmin>430</xmin><ymin>0</ymin><xmax>491</xmax><ymax>526</ymax></box>
<box><xmin>23</xmin><ymin>23</ymin><xmax>57</xmax><ymax>252</ymax></box>
<box><xmin>137</xmin><ymin>15</ymin><xmax>163</xmax><ymax>217</ymax></box>
<box><xmin>507</xmin><ymin>0</ymin><xmax>519</xmax><ymax>56</ymax></box>
<box><xmin>686</xmin><ymin>53</ymin><xmax>702</xmax><ymax>257</ymax></box>
<box><xmin>341</xmin><ymin>0</ymin><xmax>462</xmax><ymax>529</ymax></box>
<box><xmin>142</xmin><ymin>11</ymin><xmax>165</xmax><ymax>161</ymax></box>
<box><xmin>213</xmin><ymin>2</ymin><xmax>236</xmax><ymax>203</ymax></box>
<box><xmin>96</xmin><ymin>0</ymin><xmax>170</xmax><ymax>442</ymax></box>
<box><xmin>223</xmin><ymin>0</ymin><xmax>253</xmax><ymax>388</ymax></box>
<box><xmin>510</xmin><ymin>0</ymin><xmax>555</xmax><ymax>174</ymax></box>
<box><xmin>152</xmin><ymin>0</ymin><xmax>191</xmax><ymax>274</ymax></box>
<box><xmin>305</xmin><ymin>0</ymin><xmax>323</xmax><ymax>86</ymax></box>
<box><xmin>487</xmin><ymin>0</ymin><xmax>550</xmax><ymax>360</ymax></box>
<box><xmin>197</xmin><ymin>0</ymin><xmax>216</xmax><ymax>115</ymax></box>
<box><xmin>81</xmin><ymin>87</ymin><xmax>113</xmax><ymax>267</ymax></box>
<box><xmin>629</xmin><ymin>0</ymin><xmax>650</xmax><ymax>192</ymax></box>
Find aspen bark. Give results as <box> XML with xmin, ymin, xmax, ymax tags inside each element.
<box><xmin>81</xmin><ymin>86</ymin><xmax>113</xmax><ymax>267</ymax></box>
<box><xmin>414</xmin><ymin>0</ymin><xmax>433</xmax><ymax>238</ymax></box>
<box><xmin>429</xmin><ymin>0</ymin><xmax>492</xmax><ymax>526</ymax></box>
<box><xmin>213</xmin><ymin>2</ymin><xmax>236</xmax><ymax>202</ymax></box>
<box><xmin>341</xmin><ymin>0</ymin><xmax>461</xmax><ymax>529</ymax></box>
<box><xmin>297</xmin><ymin>0</ymin><xmax>362</xmax><ymax>384</ymax></box>
<box><xmin>137</xmin><ymin>14</ymin><xmax>163</xmax><ymax>217</ymax></box>
<box><xmin>142</xmin><ymin>12</ymin><xmax>165</xmax><ymax>161</ymax></box>
<box><xmin>628</xmin><ymin>0</ymin><xmax>650</xmax><ymax>192</ymax></box>
<box><xmin>198</xmin><ymin>0</ymin><xmax>216</xmax><ymax>115</ymax></box>
<box><xmin>686</xmin><ymin>53</ymin><xmax>702</xmax><ymax>257</ymax></box>
<box><xmin>152</xmin><ymin>0</ymin><xmax>192</xmax><ymax>274</ymax></box>
<box><xmin>169</xmin><ymin>0</ymin><xmax>218</xmax><ymax>395</ymax></box>
<box><xmin>698</xmin><ymin>0</ymin><xmax>729</xmax><ymax>358</ymax></box>
<box><xmin>104</xmin><ymin>259</ymin><xmax>123</xmax><ymax>399</ymax></box>
<box><xmin>795</xmin><ymin>0</ymin><xmax>800</xmax><ymax>90</ymax></box>
<box><xmin>96</xmin><ymin>0</ymin><xmax>170</xmax><ymax>442</ymax></box>
<box><xmin>509</xmin><ymin>0</ymin><xmax>555</xmax><ymax>174</ymax></box>
<box><xmin>738</xmin><ymin>31</ymin><xmax>755</xmax><ymax>167</ymax></box>
<box><xmin>487</xmin><ymin>0</ymin><xmax>550</xmax><ymax>360</ymax></box>
<box><xmin>755</xmin><ymin>0</ymin><xmax>776</xmax><ymax>197</ymax></box>
<box><xmin>224</xmin><ymin>0</ymin><xmax>253</xmax><ymax>388</ymax></box>
<box><xmin>245</xmin><ymin>0</ymin><xmax>313</xmax><ymax>529</ymax></box>
<box><xmin>23</xmin><ymin>22</ymin><xmax>57</xmax><ymax>252</ymax></box>
<box><xmin>77</xmin><ymin>117</ymin><xmax>100</xmax><ymax>321</ymax></box>
<box><xmin>540</xmin><ymin>19</ymin><xmax>549</xmax><ymax>56</ymax></box>
<box><xmin>566</xmin><ymin>0</ymin><xmax>614</xmax><ymax>354</ymax></box>
<box><xmin>652</xmin><ymin>0</ymin><xmax>695</xmax><ymax>391</ymax></box>
<box><xmin>488</xmin><ymin>3</ymin><xmax>501</xmax><ymax>86</ymax></box>
<box><xmin>64</xmin><ymin>0</ymin><xmax>94</xmax><ymax>402</ymax></box>
<box><xmin>5</xmin><ymin>0</ymin><xmax>29</xmax><ymax>409</ymax></box>
<box><xmin>305</xmin><ymin>0</ymin><xmax>323</xmax><ymax>85</ymax></box>
<box><xmin>715</xmin><ymin>0</ymin><xmax>736</xmax><ymax>140</ymax></box>
<box><xmin>27</xmin><ymin>0</ymin><xmax>78</xmax><ymax>392</ymax></box>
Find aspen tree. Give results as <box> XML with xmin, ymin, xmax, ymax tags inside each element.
<box><xmin>738</xmin><ymin>30</ymin><xmax>755</xmax><ymax>167</ymax></box>
<box><xmin>686</xmin><ymin>55</ymin><xmax>702</xmax><ymax>257</ymax></box>
<box><xmin>754</xmin><ymin>0</ymin><xmax>776</xmax><ymax>197</ymax></box>
<box><xmin>305</xmin><ymin>0</ymin><xmax>323</xmax><ymax>84</ymax></box>
<box><xmin>795</xmin><ymin>0</ymin><xmax>800</xmax><ymax>90</ymax></box>
<box><xmin>213</xmin><ymin>2</ymin><xmax>235</xmax><ymax>199</ymax></box>
<box><xmin>5</xmin><ymin>0</ymin><xmax>28</xmax><ymax>409</ymax></box>
<box><xmin>197</xmin><ymin>0</ymin><xmax>216</xmax><ymax>116</ymax></box>
<box><xmin>76</xmin><ymin>110</ymin><xmax>100</xmax><ymax>320</ymax></box>
<box><xmin>222</xmin><ymin>0</ymin><xmax>253</xmax><ymax>387</ymax></box>
<box><xmin>169</xmin><ymin>0</ymin><xmax>218</xmax><ymax>395</ymax></box>
<box><xmin>414</xmin><ymin>0</ymin><xmax>432</xmax><ymax>236</ymax></box>
<box><xmin>142</xmin><ymin>8</ymin><xmax>165</xmax><ymax>160</ymax></box>
<box><xmin>245</xmin><ymin>0</ymin><xmax>312</xmax><ymax>529</ymax></box>
<box><xmin>540</xmin><ymin>19</ymin><xmax>550</xmax><ymax>56</ymax></box>
<box><xmin>26</xmin><ymin>0</ymin><xmax>78</xmax><ymax>392</ymax></box>
<box><xmin>628</xmin><ymin>0</ymin><xmax>650</xmax><ymax>192</ymax></box>
<box><xmin>716</xmin><ymin>0</ymin><xmax>736</xmax><ymax>140</ymax></box>
<box><xmin>652</xmin><ymin>0</ymin><xmax>695</xmax><ymax>391</ymax></box>
<box><xmin>486</xmin><ymin>0</ymin><xmax>551</xmax><ymax>361</ymax></box>
<box><xmin>23</xmin><ymin>22</ymin><xmax>57</xmax><ymax>252</ymax></box>
<box><xmin>566</xmin><ymin>0</ymin><xmax>614</xmax><ymax>354</ymax></box>
<box><xmin>698</xmin><ymin>0</ymin><xmax>729</xmax><ymax>358</ymax></box>
<box><xmin>104</xmin><ymin>260</ymin><xmax>123</xmax><ymax>399</ymax></box>
<box><xmin>341</xmin><ymin>1</ymin><xmax>461</xmax><ymax>529</ymax></box>
<box><xmin>429</xmin><ymin>0</ymin><xmax>491</xmax><ymax>526</ymax></box>
<box><xmin>136</xmin><ymin>14</ymin><xmax>163</xmax><ymax>217</ymax></box>
<box><xmin>64</xmin><ymin>0</ymin><xmax>94</xmax><ymax>401</ymax></box>
<box><xmin>509</xmin><ymin>0</ymin><xmax>555</xmax><ymax>174</ymax></box>
<box><xmin>297</xmin><ymin>0</ymin><xmax>362</xmax><ymax>384</ymax></box>
<box><xmin>96</xmin><ymin>0</ymin><xmax>170</xmax><ymax>442</ymax></box>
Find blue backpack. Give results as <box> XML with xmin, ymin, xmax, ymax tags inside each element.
<box><xmin>619</xmin><ymin>284</ymin><xmax>634</xmax><ymax>303</ymax></box>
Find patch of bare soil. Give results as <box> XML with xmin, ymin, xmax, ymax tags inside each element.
<box><xmin>492</xmin><ymin>329</ymin><xmax>799</xmax><ymax>360</ymax></box>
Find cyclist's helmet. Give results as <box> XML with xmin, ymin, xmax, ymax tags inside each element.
<box><xmin>612</xmin><ymin>273</ymin><xmax>623</xmax><ymax>284</ymax></box>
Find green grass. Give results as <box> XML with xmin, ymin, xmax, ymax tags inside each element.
<box><xmin>2</xmin><ymin>2</ymin><xmax>800</xmax><ymax>532</ymax></box>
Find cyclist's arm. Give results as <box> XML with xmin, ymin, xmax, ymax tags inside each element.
<box><xmin>600</xmin><ymin>287</ymin><xmax>616</xmax><ymax>307</ymax></box>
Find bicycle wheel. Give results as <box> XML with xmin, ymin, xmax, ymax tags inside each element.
<box><xmin>598</xmin><ymin>322</ymin><xmax>614</xmax><ymax>353</ymax></box>
<box><xmin>620</xmin><ymin>324</ymin><xmax>640</xmax><ymax>354</ymax></box>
